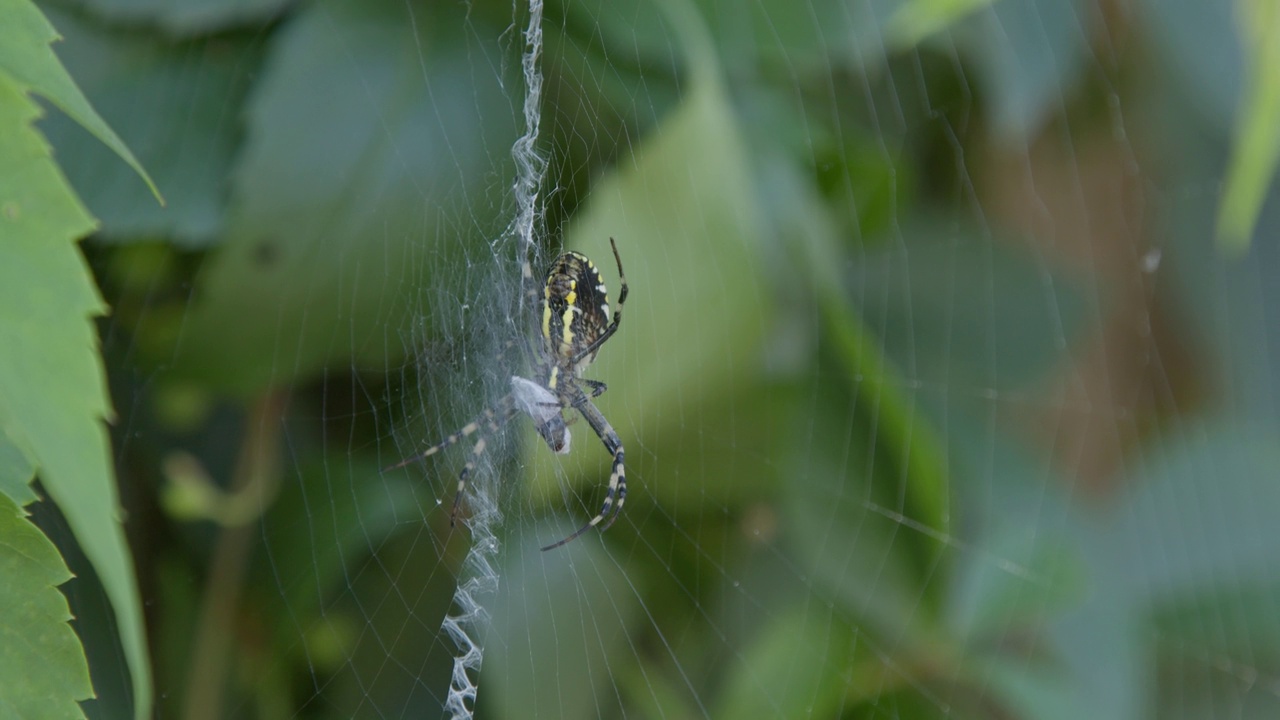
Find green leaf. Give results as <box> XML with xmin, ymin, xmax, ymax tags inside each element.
<box><xmin>756</xmin><ymin>112</ymin><xmax>953</xmax><ymax>589</ymax></box>
<box><xmin>530</xmin><ymin>0</ymin><xmax>766</xmax><ymax>514</ymax></box>
<box><xmin>38</xmin><ymin>8</ymin><xmax>262</xmax><ymax>247</ymax></box>
<box><xmin>1110</xmin><ymin>422</ymin><xmax>1280</xmax><ymax>596</ymax></box>
<box><xmin>165</xmin><ymin>0</ymin><xmax>519</xmax><ymax>394</ymax></box>
<box><xmin>0</xmin><ymin>55</ymin><xmax>151</xmax><ymax>720</ymax></box>
<box><xmin>851</xmin><ymin>220</ymin><xmax>1094</xmax><ymax>392</ymax></box>
<box><xmin>69</xmin><ymin>0</ymin><xmax>291</xmax><ymax>36</ymax></box>
<box><xmin>0</xmin><ymin>428</ymin><xmax>38</xmax><ymax>507</ymax></box>
<box><xmin>484</xmin><ymin>520</ymin><xmax>642</xmax><ymax>719</ymax></box>
<box><xmin>0</xmin><ymin>0</ymin><xmax>158</xmax><ymax>200</ymax></box>
<box><xmin>1216</xmin><ymin>0</ymin><xmax>1280</xmax><ymax>253</ymax></box>
<box><xmin>0</xmin><ymin>493</ymin><xmax>94</xmax><ymax>719</ymax></box>
<box><xmin>705</xmin><ymin>84</ymin><xmax>954</xmax><ymax>635</ymax></box>
<box><xmin>251</xmin><ymin>455</ymin><xmax>430</xmax><ymax>650</ymax></box>
<box><xmin>690</xmin><ymin>0</ymin><xmax>898</xmax><ymax>76</ymax></box>
<box><xmin>944</xmin><ymin>400</ymin><xmax>1146</xmax><ymax>720</ymax></box>
<box><xmin>885</xmin><ymin>0</ymin><xmax>994</xmax><ymax>48</ymax></box>
<box><xmin>949</xmin><ymin>522</ymin><xmax>1087</xmax><ymax>642</ymax></box>
<box><xmin>713</xmin><ymin>603</ymin><xmax>857</xmax><ymax>718</ymax></box>
<box><xmin>951</xmin><ymin>0</ymin><xmax>1090</xmax><ymax>140</ymax></box>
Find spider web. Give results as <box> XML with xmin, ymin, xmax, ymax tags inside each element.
<box><xmin>36</xmin><ymin>0</ymin><xmax>1280</xmax><ymax>717</ymax></box>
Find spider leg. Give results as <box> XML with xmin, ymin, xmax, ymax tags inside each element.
<box><xmin>581</xmin><ymin>379</ymin><xmax>607</xmax><ymax>398</ymax></box>
<box><xmin>382</xmin><ymin>403</ymin><xmax>500</xmax><ymax>472</ymax></box>
<box><xmin>383</xmin><ymin>399</ymin><xmax>517</xmax><ymax>525</ymax></box>
<box><xmin>447</xmin><ymin>402</ymin><xmax>520</xmax><ymax>524</ymax></box>
<box><xmin>541</xmin><ymin>393</ymin><xmax>626</xmax><ymax>551</ymax></box>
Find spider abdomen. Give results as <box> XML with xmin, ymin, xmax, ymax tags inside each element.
<box><xmin>542</xmin><ymin>251</ymin><xmax>611</xmax><ymax>371</ymax></box>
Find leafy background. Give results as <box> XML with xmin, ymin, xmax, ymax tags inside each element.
<box><xmin>3</xmin><ymin>0</ymin><xmax>1280</xmax><ymax>717</ymax></box>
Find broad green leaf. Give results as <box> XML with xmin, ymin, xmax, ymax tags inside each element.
<box><xmin>1152</xmin><ymin>580</ymin><xmax>1280</xmax><ymax>688</ymax></box>
<box><xmin>164</xmin><ymin>0</ymin><xmax>519</xmax><ymax>394</ymax></box>
<box><xmin>780</xmin><ymin>368</ymin><xmax>941</xmax><ymax>642</ymax></box>
<box><xmin>1110</xmin><ymin>422</ymin><xmax>1280</xmax><ymax>597</ymax></box>
<box><xmin>0</xmin><ymin>0</ymin><xmax>157</xmax><ymax>200</ymax></box>
<box><xmin>0</xmin><ymin>428</ymin><xmax>38</xmax><ymax>507</ymax></box>
<box><xmin>0</xmin><ymin>494</ymin><xmax>94</xmax><ymax>719</ymax></box>
<box><xmin>568</xmin><ymin>0</ymin><xmax>898</xmax><ymax>98</ymax></box>
<box><xmin>755</xmin><ymin>115</ymin><xmax>952</xmax><ymax>577</ymax></box>
<box><xmin>0</xmin><ymin>68</ymin><xmax>150</xmax><ymax>720</ymax></box>
<box><xmin>974</xmin><ymin>654</ymin><xmax>1096</xmax><ymax>720</ymax></box>
<box><xmin>942</xmin><ymin>401</ymin><xmax>1088</xmax><ymax>641</ymax></box>
<box><xmin>1146</xmin><ymin>0</ymin><xmax>1243</xmax><ymax>136</ymax></box>
<box><xmin>949</xmin><ymin>522</ymin><xmax>1087</xmax><ymax>641</ymax></box>
<box><xmin>885</xmin><ymin>0</ymin><xmax>994</xmax><ymax>48</ymax></box>
<box><xmin>251</xmin><ymin>455</ymin><xmax>430</xmax><ymax>650</ymax></box>
<box><xmin>67</xmin><ymin>0</ymin><xmax>290</xmax><ymax>36</ymax></box>
<box><xmin>1039</xmin><ymin>551</ymin><xmax>1146</xmax><ymax>720</ymax></box>
<box><xmin>850</xmin><ymin>221</ymin><xmax>1094</xmax><ymax>392</ymax></box>
<box><xmin>951</xmin><ymin>0</ymin><xmax>1090</xmax><ymax>140</ymax></box>
<box><xmin>1216</xmin><ymin>0</ymin><xmax>1280</xmax><ymax>253</ymax></box>
<box><xmin>484</xmin><ymin>519</ymin><xmax>642</xmax><ymax>719</ymax></box>
<box><xmin>530</xmin><ymin>0</ymin><xmax>766</xmax><ymax>515</ymax></box>
<box><xmin>714</xmin><ymin>603</ymin><xmax>857</xmax><ymax>718</ymax></box>
<box><xmin>946</xmin><ymin>398</ymin><xmax>1144</xmax><ymax>720</ymax></box>
<box><xmin>1150</xmin><ymin>583</ymin><xmax>1280</xmax><ymax>718</ymax></box>
<box><xmin>39</xmin><ymin>8</ymin><xmax>261</xmax><ymax>247</ymax></box>
<box><xmin>692</xmin><ymin>0</ymin><xmax>897</xmax><ymax>75</ymax></box>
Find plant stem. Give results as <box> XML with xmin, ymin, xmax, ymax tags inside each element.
<box><xmin>181</xmin><ymin>392</ymin><xmax>286</xmax><ymax>720</ymax></box>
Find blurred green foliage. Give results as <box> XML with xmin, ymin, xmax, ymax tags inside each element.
<box><xmin>4</xmin><ymin>0</ymin><xmax>1280</xmax><ymax>717</ymax></box>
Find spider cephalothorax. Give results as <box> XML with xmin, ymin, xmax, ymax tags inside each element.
<box><xmin>387</xmin><ymin>239</ymin><xmax>629</xmax><ymax>551</ymax></box>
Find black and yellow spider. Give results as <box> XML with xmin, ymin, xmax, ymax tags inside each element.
<box><xmin>387</xmin><ymin>238</ymin><xmax>629</xmax><ymax>551</ymax></box>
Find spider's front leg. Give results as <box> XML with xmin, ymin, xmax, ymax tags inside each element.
<box><xmin>383</xmin><ymin>400</ymin><xmax>516</xmax><ymax>526</ymax></box>
<box><xmin>581</xmin><ymin>379</ymin><xmax>607</xmax><ymax>398</ymax></box>
<box><xmin>540</xmin><ymin>394</ymin><xmax>626</xmax><ymax>551</ymax></box>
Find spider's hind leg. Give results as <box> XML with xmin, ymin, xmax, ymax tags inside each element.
<box><xmin>540</xmin><ymin>396</ymin><xmax>626</xmax><ymax>551</ymax></box>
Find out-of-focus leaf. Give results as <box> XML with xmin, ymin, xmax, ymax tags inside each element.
<box><xmin>530</xmin><ymin>0</ymin><xmax>766</xmax><ymax>516</ymax></box>
<box><xmin>164</xmin><ymin>0</ymin><xmax>518</xmax><ymax>394</ymax></box>
<box><xmin>968</xmin><ymin>572</ymin><xmax>1144</xmax><ymax>719</ymax></box>
<box><xmin>1147</xmin><ymin>0</ymin><xmax>1243</xmax><ymax>136</ymax></box>
<box><xmin>705</xmin><ymin>95</ymin><xmax>954</xmax><ymax>639</ymax></box>
<box><xmin>1041</xmin><ymin>548</ymin><xmax>1147</xmax><ymax>720</ymax></box>
<box><xmin>1216</xmin><ymin>0</ymin><xmax>1280</xmax><ymax>254</ymax></box>
<box><xmin>944</xmin><ymin>396</ymin><xmax>1144</xmax><ymax>720</ymax></box>
<box><xmin>0</xmin><ymin>494</ymin><xmax>94</xmax><ymax>719</ymax></box>
<box><xmin>39</xmin><ymin>8</ymin><xmax>261</xmax><ymax>247</ymax></box>
<box><xmin>1110</xmin><ymin>422</ymin><xmax>1280</xmax><ymax>598</ymax></box>
<box><xmin>66</xmin><ymin>0</ymin><xmax>290</xmax><ymax>36</ymax></box>
<box><xmin>752</xmin><ymin>117</ymin><xmax>952</xmax><ymax>574</ymax></box>
<box><xmin>541</xmin><ymin>14</ymin><xmax>679</xmax><ymax>230</ymax></box>
<box><xmin>484</xmin><ymin>519</ymin><xmax>641</xmax><ymax>719</ymax></box>
<box><xmin>566</xmin><ymin>0</ymin><xmax>897</xmax><ymax>83</ymax></box>
<box><xmin>950</xmin><ymin>0</ymin><xmax>1090</xmax><ymax>140</ymax></box>
<box><xmin>974</xmin><ymin>654</ymin><xmax>1094</xmax><ymax>720</ymax></box>
<box><xmin>781</xmin><ymin>368</ymin><xmax>939</xmax><ymax>643</ymax></box>
<box><xmin>0</xmin><ymin>0</ymin><xmax>157</xmax><ymax>199</ymax></box>
<box><xmin>949</xmin><ymin>521</ymin><xmax>1086</xmax><ymax>641</ymax></box>
<box><xmin>885</xmin><ymin>0</ymin><xmax>993</xmax><ymax>49</ymax></box>
<box><xmin>1152</xmin><ymin>580</ymin><xmax>1280</xmax><ymax>688</ymax></box>
<box><xmin>1152</xmin><ymin>589</ymin><xmax>1280</xmax><ymax>720</ymax></box>
<box><xmin>0</xmin><ymin>61</ymin><xmax>150</xmax><ymax>720</ymax></box>
<box><xmin>692</xmin><ymin>0</ymin><xmax>898</xmax><ymax>76</ymax></box>
<box><xmin>851</xmin><ymin>222</ymin><xmax>1093</xmax><ymax>392</ymax></box>
<box><xmin>251</xmin><ymin>455</ymin><xmax>430</xmax><ymax>649</ymax></box>
<box><xmin>714</xmin><ymin>603</ymin><xmax>856</xmax><ymax>718</ymax></box>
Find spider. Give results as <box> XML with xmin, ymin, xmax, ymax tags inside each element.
<box><xmin>386</xmin><ymin>238</ymin><xmax>629</xmax><ymax>551</ymax></box>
